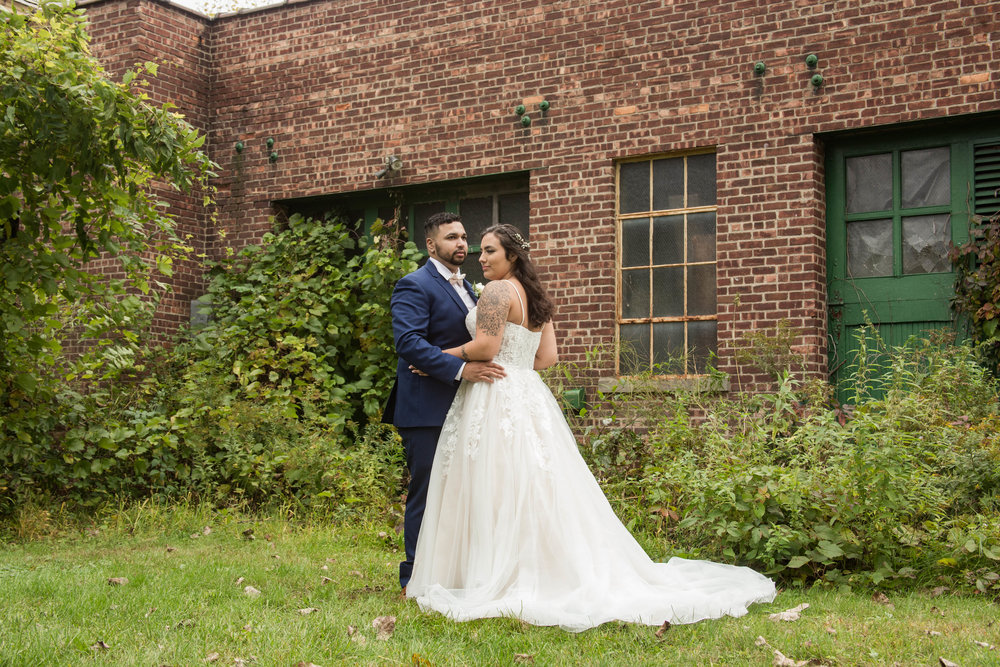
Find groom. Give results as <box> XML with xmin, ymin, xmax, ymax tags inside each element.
<box><xmin>384</xmin><ymin>212</ymin><xmax>505</xmax><ymax>591</ymax></box>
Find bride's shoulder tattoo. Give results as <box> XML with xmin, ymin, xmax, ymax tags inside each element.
<box><xmin>477</xmin><ymin>284</ymin><xmax>509</xmax><ymax>336</ymax></box>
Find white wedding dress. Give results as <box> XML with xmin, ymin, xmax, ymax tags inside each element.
<box><xmin>407</xmin><ymin>296</ymin><xmax>776</xmax><ymax>632</ymax></box>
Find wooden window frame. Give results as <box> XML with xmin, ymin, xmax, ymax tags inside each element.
<box><xmin>615</xmin><ymin>150</ymin><xmax>717</xmax><ymax>377</ymax></box>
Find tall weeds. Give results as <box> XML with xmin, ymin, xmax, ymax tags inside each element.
<box><xmin>550</xmin><ymin>325</ymin><xmax>1000</xmax><ymax>595</ymax></box>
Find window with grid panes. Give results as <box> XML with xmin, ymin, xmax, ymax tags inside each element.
<box><xmin>409</xmin><ymin>189</ymin><xmax>529</xmax><ymax>285</ymax></box>
<box><xmin>275</xmin><ymin>174</ymin><xmax>529</xmax><ymax>284</ymax></box>
<box><xmin>617</xmin><ymin>152</ymin><xmax>717</xmax><ymax>375</ymax></box>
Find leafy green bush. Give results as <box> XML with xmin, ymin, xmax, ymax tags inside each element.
<box><xmin>1</xmin><ymin>2</ymin><xmax>213</xmax><ymax>428</ymax></box>
<box><xmin>195</xmin><ymin>213</ymin><xmax>421</xmax><ymax>431</ymax></box>
<box><xmin>1</xmin><ymin>215</ymin><xmax>416</xmax><ymax>518</ymax></box>
<box><xmin>554</xmin><ymin>328</ymin><xmax>1000</xmax><ymax>595</ymax></box>
<box><xmin>951</xmin><ymin>206</ymin><xmax>1000</xmax><ymax>374</ymax></box>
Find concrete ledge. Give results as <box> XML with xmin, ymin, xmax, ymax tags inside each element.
<box><xmin>597</xmin><ymin>375</ymin><xmax>730</xmax><ymax>394</ymax></box>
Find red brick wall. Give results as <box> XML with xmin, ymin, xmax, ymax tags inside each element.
<box><xmin>83</xmin><ymin>0</ymin><xmax>211</xmax><ymax>342</ymax></box>
<box><xmin>82</xmin><ymin>0</ymin><xmax>1000</xmax><ymax>388</ymax></box>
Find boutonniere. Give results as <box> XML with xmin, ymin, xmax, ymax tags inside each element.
<box><xmin>472</xmin><ymin>282</ymin><xmax>484</xmax><ymax>297</ymax></box>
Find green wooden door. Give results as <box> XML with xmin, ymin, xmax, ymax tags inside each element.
<box><xmin>826</xmin><ymin>119</ymin><xmax>1000</xmax><ymax>402</ymax></box>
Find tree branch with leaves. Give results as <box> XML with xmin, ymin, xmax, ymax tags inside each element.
<box><xmin>1</xmin><ymin>2</ymin><xmax>214</xmax><ymax>452</ymax></box>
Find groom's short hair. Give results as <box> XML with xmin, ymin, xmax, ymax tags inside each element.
<box><xmin>424</xmin><ymin>212</ymin><xmax>462</xmax><ymax>239</ymax></box>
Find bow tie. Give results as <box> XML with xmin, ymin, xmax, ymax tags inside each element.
<box><xmin>448</xmin><ymin>272</ymin><xmax>465</xmax><ymax>287</ymax></box>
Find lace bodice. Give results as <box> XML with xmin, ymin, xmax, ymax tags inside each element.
<box><xmin>465</xmin><ymin>306</ymin><xmax>541</xmax><ymax>370</ymax></box>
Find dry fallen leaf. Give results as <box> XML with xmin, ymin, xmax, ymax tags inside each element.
<box><xmin>872</xmin><ymin>592</ymin><xmax>895</xmax><ymax>609</ymax></box>
<box><xmin>349</xmin><ymin>570</ymin><xmax>364</xmax><ymax>578</ymax></box>
<box><xmin>298</xmin><ymin>607</ymin><xmax>320</xmax><ymax>615</ymax></box>
<box><xmin>927</xmin><ymin>630</ymin><xmax>943</xmax><ymax>637</ymax></box>
<box><xmin>514</xmin><ymin>655</ymin><xmax>535</xmax><ymax>664</ymax></box>
<box><xmin>244</xmin><ymin>585</ymin><xmax>261</xmax><ymax>597</ymax></box>
<box><xmin>378</xmin><ymin>531</ymin><xmax>388</xmax><ymax>539</ymax></box>
<box><xmin>930</xmin><ymin>606</ymin><xmax>946</xmax><ymax>616</ymax></box>
<box><xmin>90</xmin><ymin>640</ymin><xmax>110</xmax><ymax>651</ymax></box>
<box><xmin>107</xmin><ymin>577</ymin><xmax>128</xmax><ymax>586</ymax></box>
<box><xmin>939</xmin><ymin>658</ymin><xmax>959</xmax><ymax>667</ymax></box>
<box><xmin>773</xmin><ymin>650</ymin><xmax>808</xmax><ymax>667</ymax></box>
<box><xmin>769</xmin><ymin>603</ymin><xmax>810</xmax><ymax>622</ymax></box>
<box><xmin>204</xmin><ymin>651</ymin><xmax>219</xmax><ymax>663</ymax></box>
<box><xmin>235</xmin><ymin>577</ymin><xmax>245</xmax><ymax>585</ymax></box>
<box><xmin>321</xmin><ymin>565</ymin><xmax>329</xmax><ymax>571</ymax></box>
<box><xmin>930</xmin><ymin>586</ymin><xmax>950</xmax><ymax>597</ymax></box>
<box><xmin>651</xmin><ymin>506</ymin><xmax>680</xmax><ymax>522</ymax></box>
<box><xmin>202</xmin><ymin>526</ymin><xmax>212</xmax><ymax>536</ymax></box>
<box><xmin>189</xmin><ymin>532</ymin><xmax>201</xmax><ymax>539</ymax></box>
<box><xmin>296</xmin><ymin>663</ymin><xmax>323</xmax><ymax>667</ymax></box>
<box><xmin>166</xmin><ymin>546</ymin><xmax>176</xmax><ymax>553</ymax></box>
<box><xmin>654</xmin><ymin>620</ymin><xmax>670</xmax><ymax>638</ymax></box>
<box><xmin>974</xmin><ymin>640</ymin><xmax>997</xmax><ymax>650</ymax></box>
<box><xmin>372</xmin><ymin>615</ymin><xmax>396</xmax><ymax>641</ymax></box>
<box><xmin>824</xmin><ymin>625</ymin><xmax>837</xmax><ymax>635</ymax></box>
<box><xmin>347</xmin><ymin>625</ymin><xmax>366</xmax><ymax>645</ymax></box>
<box><xmin>320</xmin><ymin>576</ymin><xmax>332</xmax><ymax>585</ymax></box>
<box><xmin>145</xmin><ymin>607</ymin><xmax>157</xmax><ymax>618</ymax></box>
<box><xmin>755</xmin><ymin>636</ymin><xmax>770</xmax><ymax>647</ymax></box>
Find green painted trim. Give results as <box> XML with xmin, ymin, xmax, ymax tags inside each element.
<box><xmin>825</xmin><ymin>114</ymin><xmax>1000</xmax><ymax>400</ymax></box>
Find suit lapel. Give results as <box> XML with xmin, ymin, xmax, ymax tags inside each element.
<box><xmin>425</xmin><ymin>262</ymin><xmax>470</xmax><ymax>313</ymax></box>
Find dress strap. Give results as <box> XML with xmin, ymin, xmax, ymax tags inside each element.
<box><xmin>503</xmin><ymin>279</ymin><xmax>527</xmax><ymax>326</ymax></box>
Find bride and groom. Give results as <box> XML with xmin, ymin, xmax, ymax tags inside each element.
<box><xmin>384</xmin><ymin>212</ymin><xmax>775</xmax><ymax>631</ymax></box>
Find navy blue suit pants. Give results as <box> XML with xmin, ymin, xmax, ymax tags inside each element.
<box><xmin>399</xmin><ymin>425</ymin><xmax>441</xmax><ymax>588</ymax></box>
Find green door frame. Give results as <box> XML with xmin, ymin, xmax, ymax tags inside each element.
<box><xmin>825</xmin><ymin>116</ymin><xmax>1000</xmax><ymax>400</ymax></box>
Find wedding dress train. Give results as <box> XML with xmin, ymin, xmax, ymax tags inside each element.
<box><xmin>406</xmin><ymin>301</ymin><xmax>776</xmax><ymax>632</ymax></box>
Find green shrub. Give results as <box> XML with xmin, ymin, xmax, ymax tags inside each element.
<box><xmin>951</xmin><ymin>206</ymin><xmax>1000</xmax><ymax>374</ymax></box>
<box><xmin>1</xmin><ymin>215</ymin><xmax>415</xmax><ymax>518</ymax></box>
<box><xmin>552</xmin><ymin>328</ymin><xmax>1000</xmax><ymax>595</ymax></box>
<box><xmin>197</xmin><ymin>213</ymin><xmax>422</xmax><ymax>431</ymax></box>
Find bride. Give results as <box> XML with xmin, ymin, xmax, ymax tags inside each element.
<box><xmin>405</xmin><ymin>224</ymin><xmax>776</xmax><ymax>632</ymax></box>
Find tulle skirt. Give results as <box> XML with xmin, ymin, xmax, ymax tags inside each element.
<box><xmin>406</xmin><ymin>369</ymin><xmax>776</xmax><ymax>632</ymax></box>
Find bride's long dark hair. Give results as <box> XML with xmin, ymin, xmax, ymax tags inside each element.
<box><xmin>482</xmin><ymin>224</ymin><xmax>555</xmax><ymax>329</ymax></box>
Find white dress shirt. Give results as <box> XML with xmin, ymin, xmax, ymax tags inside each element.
<box><xmin>427</xmin><ymin>256</ymin><xmax>474</xmax><ymax>379</ymax></box>
<box><xmin>428</xmin><ymin>257</ymin><xmax>475</xmax><ymax>311</ymax></box>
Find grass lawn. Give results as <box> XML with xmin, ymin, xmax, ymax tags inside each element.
<box><xmin>1</xmin><ymin>506</ymin><xmax>997</xmax><ymax>666</ymax></box>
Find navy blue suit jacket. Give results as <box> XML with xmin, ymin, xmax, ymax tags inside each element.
<box><xmin>384</xmin><ymin>261</ymin><xmax>476</xmax><ymax>428</ymax></box>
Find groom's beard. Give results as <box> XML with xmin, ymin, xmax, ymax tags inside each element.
<box><xmin>440</xmin><ymin>249</ymin><xmax>467</xmax><ymax>266</ymax></box>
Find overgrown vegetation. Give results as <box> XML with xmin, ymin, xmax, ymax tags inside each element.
<box><xmin>951</xmin><ymin>205</ymin><xmax>1000</xmax><ymax>374</ymax></box>
<box><xmin>1</xmin><ymin>214</ymin><xmax>418</xmax><ymax>518</ymax></box>
<box><xmin>1</xmin><ymin>2</ymin><xmax>214</xmax><ymax>431</ymax></box>
<box><xmin>551</xmin><ymin>327</ymin><xmax>1000</xmax><ymax>597</ymax></box>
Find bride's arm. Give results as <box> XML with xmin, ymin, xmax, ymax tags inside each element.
<box><xmin>533</xmin><ymin>321</ymin><xmax>558</xmax><ymax>370</ymax></box>
<box><xmin>442</xmin><ymin>281</ymin><xmax>511</xmax><ymax>362</ymax></box>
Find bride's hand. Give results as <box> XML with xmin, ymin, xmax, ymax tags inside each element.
<box><xmin>408</xmin><ymin>364</ymin><xmax>429</xmax><ymax>377</ymax></box>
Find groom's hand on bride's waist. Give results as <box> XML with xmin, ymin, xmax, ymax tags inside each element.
<box><xmin>461</xmin><ymin>361</ymin><xmax>506</xmax><ymax>383</ymax></box>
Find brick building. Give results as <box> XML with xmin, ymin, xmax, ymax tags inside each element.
<box><xmin>79</xmin><ymin>0</ymin><xmax>1000</xmax><ymax>397</ymax></box>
